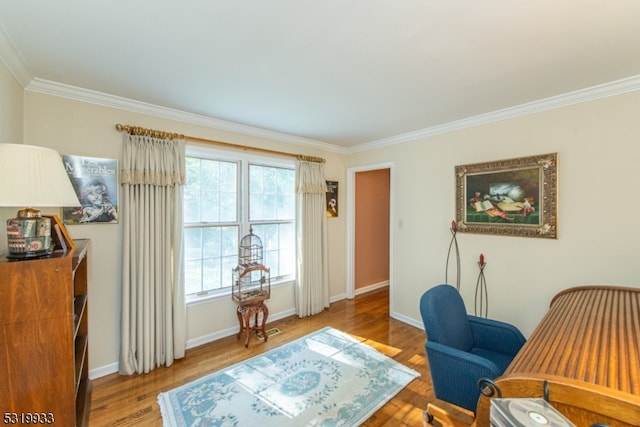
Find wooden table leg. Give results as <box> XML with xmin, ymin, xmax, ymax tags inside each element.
<box><xmin>235</xmin><ymin>301</ymin><xmax>269</xmax><ymax>348</ymax></box>
<box><xmin>259</xmin><ymin>302</ymin><xmax>269</xmax><ymax>342</ymax></box>
<box><xmin>236</xmin><ymin>306</ymin><xmax>244</xmax><ymax>340</ymax></box>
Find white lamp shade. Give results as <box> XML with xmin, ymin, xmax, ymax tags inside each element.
<box><xmin>0</xmin><ymin>143</ymin><xmax>81</xmax><ymax>207</ymax></box>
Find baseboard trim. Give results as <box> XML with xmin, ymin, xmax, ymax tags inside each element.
<box><xmin>354</xmin><ymin>280</ymin><xmax>389</xmax><ymax>296</ymax></box>
<box><xmin>185</xmin><ymin>308</ymin><xmax>296</xmax><ymax>350</ymax></box>
<box><xmin>391</xmin><ymin>310</ymin><xmax>423</xmax><ymax>330</ymax></box>
<box><xmin>89</xmin><ymin>362</ymin><xmax>119</xmax><ymax>380</ymax></box>
<box><xmin>89</xmin><ymin>307</ymin><xmax>297</xmax><ymax>379</ymax></box>
<box><xmin>89</xmin><ymin>293</ymin><xmax>421</xmax><ymax>380</ymax></box>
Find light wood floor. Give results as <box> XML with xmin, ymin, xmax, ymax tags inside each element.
<box><xmin>89</xmin><ymin>287</ymin><xmax>436</xmax><ymax>426</ymax></box>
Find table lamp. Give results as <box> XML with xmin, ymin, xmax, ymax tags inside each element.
<box><xmin>0</xmin><ymin>143</ymin><xmax>81</xmax><ymax>259</ymax></box>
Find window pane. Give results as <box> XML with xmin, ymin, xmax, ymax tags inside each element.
<box><xmin>184</xmin><ymin>158</ymin><xmax>202</xmax><ymax>223</ymax></box>
<box><xmin>219</xmin><ymin>161</ymin><xmax>237</xmax><ymax>221</ymax></box>
<box><xmin>220</xmin><ymin>192</ymin><xmax>237</xmax><ymax>222</ymax></box>
<box><xmin>221</xmin><ymin>226</ymin><xmax>238</xmax><ymax>256</ymax></box>
<box><xmin>278</xmin><ymin>222</ymin><xmax>295</xmax><ymax>276</ymax></box>
<box><xmin>202</xmin><ymin>228</ymin><xmax>221</xmax><ymax>258</ymax></box>
<box><xmin>184</xmin><ymin>228</ymin><xmax>203</xmax><ymax>261</ymax></box>
<box><xmin>252</xmin><ymin>223</ymin><xmax>294</xmax><ymax>278</ymax></box>
<box><xmin>185</xmin><ymin>260</ymin><xmax>202</xmax><ymax>294</ymax></box>
<box><xmin>184</xmin><ymin>157</ymin><xmax>237</xmax><ymax>223</ymax></box>
<box><xmin>249</xmin><ymin>165</ymin><xmax>294</xmax><ymax>221</ymax></box>
<box><xmin>201</xmin><ymin>159</ymin><xmax>220</xmax><ymax>189</ymax></box>
<box><xmin>221</xmin><ymin>255</ymin><xmax>236</xmax><ymax>288</ymax></box>
<box><xmin>202</xmin><ymin>257</ymin><xmax>221</xmax><ymax>290</ymax></box>
<box><xmin>200</xmin><ymin>191</ymin><xmax>220</xmax><ymax>223</ymax></box>
<box><xmin>184</xmin><ymin>225</ymin><xmax>238</xmax><ymax>296</ymax></box>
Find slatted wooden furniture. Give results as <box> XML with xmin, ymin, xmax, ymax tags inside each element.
<box><xmin>0</xmin><ymin>239</ymin><xmax>91</xmax><ymax>427</ymax></box>
<box><xmin>475</xmin><ymin>285</ymin><xmax>640</xmax><ymax>427</ymax></box>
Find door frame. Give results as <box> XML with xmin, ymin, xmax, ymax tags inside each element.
<box><xmin>346</xmin><ymin>162</ymin><xmax>395</xmax><ymax>307</ymax></box>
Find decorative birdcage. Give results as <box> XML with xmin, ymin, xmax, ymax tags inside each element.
<box><xmin>238</xmin><ymin>227</ymin><xmax>263</xmax><ymax>266</ymax></box>
<box><xmin>232</xmin><ymin>228</ymin><xmax>270</xmax><ymax>304</ymax></box>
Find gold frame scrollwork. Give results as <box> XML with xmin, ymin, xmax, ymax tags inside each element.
<box><xmin>455</xmin><ymin>153</ymin><xmax>558</xmax><ymax>239</ymax></box>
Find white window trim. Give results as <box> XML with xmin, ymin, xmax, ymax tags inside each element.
<box><xmin>184</xmin><ymin>144</ymin><xmax>296</xmax><ymax>303</ymax></box>
<box><xmin>185</xmin><ymin>277</ymin><xmax>296</xmax><ymax>306</ymax></box>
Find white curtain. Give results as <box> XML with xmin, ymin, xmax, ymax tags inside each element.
<box><xmin>119</xmin><ymin>134</ymin><xmax>186</xmax><ymax>375</ymax></box>
<box><xmin>295</xmin><ymin>160</ymin><xmax>329</xmax><ymax>317</ymax></box>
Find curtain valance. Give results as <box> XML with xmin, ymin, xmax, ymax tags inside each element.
<box><xmin>296</xmin><ymin>160</ymin><xmax>328</xmax><ymax>194</ymax></box>
<box><xmin>121</xmin><ymin>136</ymin><xmax>185</xmax><ymax>186</ymax></box>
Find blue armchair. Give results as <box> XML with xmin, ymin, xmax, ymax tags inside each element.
<box><xmin>420</xmin><ymin>284</ymin><xmax>525</xmax><ymax>412</ymax></box>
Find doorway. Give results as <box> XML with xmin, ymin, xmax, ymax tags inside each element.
<box><xmin>346</xmin><ymin>163</ymin><xmax>394</xmax><ymax>305</ymax></box>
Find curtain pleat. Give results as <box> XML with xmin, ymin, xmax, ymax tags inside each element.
<box><xmin>119</xmin><ymin>134</ymin><xmax>186</xmax><ymax>375</ymax></box>
<box><xmin>295</xmin><ymin>160</ymin><xmax>329</xmax><ymax>317</ymax></box>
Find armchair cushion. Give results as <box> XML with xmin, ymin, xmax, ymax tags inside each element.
<box><xmin>468</xmin><ymin>315</ymin><xmax>526</xmax><ymax>372</ymax></box>
<box><xmin>420</xmin><ymin>283</ymin><xmax>473</xmax><ymax>352</ymax></box>
<box><xmin>469</xmin><ymin>347</ymin><xmax>514</xmax><ymax>374</ymax></box>
<box><xmin>426</xmin><ymin>341</ymin><xmax>502</xmax><ymax>412</ymax></box>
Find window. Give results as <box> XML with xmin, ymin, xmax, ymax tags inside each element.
<box><xmin>183</xmin><ymin>148</ymin><xmax>295</xmax><ymax>298</ymax></box>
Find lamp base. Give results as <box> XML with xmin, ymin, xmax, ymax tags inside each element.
<box><xmin>6</xmin><ymin>208</ymin><xmax>53</xmax><ymax>259</ymax></box>
<box><xmin>17</xmin><ymin>207</ymin><xmax>43</xmax><ymax>218</ymax></box>
<box><xmin>6</xmin><ymin>249</ymin><xmax>53</xmax><ymax>260</ymax></box>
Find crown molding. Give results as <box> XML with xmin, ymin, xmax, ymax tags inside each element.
<box><xmin>20</xmin><ymin>74</ymin><xmax>640</xmax><ymax>155</ymax></box>
<box><xmin>24</xmin><ymin>78</ymin><xmax>348</xmax><ymax>154</ymax></box>
<box><xmin>4</xmin><ymin>15</ymin><xmax>638</xmax><ymax>156</ymax></box>
<box><xmin>351</xmin><ymin>74</ymin><xmax>640</xmax><ymax>153</ymax></box>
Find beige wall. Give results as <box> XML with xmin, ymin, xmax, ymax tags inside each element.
<box><xmin>0</xmin><ymin>61</ymin><xmax>24</xmax><ymax>253</ymax></box>
<box><xmin>347</xmin><ymin>90</ymin><xmax>640</xmax><ymax>337</ymax></box>
<box><xmin>17</xmin><ymin>90</ymin><xmax>347</xmax><ymax>376</ymax></box>
<box><xmin>0</xmin><ymin>64</ymin><xmax>22</xmax><ymax>144</ymax></box>
<box><xmin>4</xmin><ymin>56</ymin><xmax>640</xmax><ymax>376</ymax></box>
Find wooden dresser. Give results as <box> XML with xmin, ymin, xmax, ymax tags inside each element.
<box><xmin>476</xmin><ymin>285</ymin><xmax>640</xmax><ymax>427</ymax></box>
<box><xmin>0</xmin><ymin>239</ymin><xmax>91</xmax><ymax>427</ymax></box>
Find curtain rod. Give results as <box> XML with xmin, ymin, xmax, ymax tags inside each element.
<box><xmin>115</xmin><ymin>124</ymin><xmax>326</xmax><ymax>163</ymax></box>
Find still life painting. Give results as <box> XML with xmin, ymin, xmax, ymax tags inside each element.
<box><xmin>455</xmin><ymin>153</ymin><xmax>557</xmax><ymax>238</ymax></box>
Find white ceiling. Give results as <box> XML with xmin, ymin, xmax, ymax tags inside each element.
<box><xmin>1</xmin><ymin>1</ymin><xmax>640</xmax><ymax>148</ymax></box>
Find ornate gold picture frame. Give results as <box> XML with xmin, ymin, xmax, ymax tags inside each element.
<box><xmin>455</xmin><ymin>153</ymin><xmax>557</xmax><ymax>238</ymax></box>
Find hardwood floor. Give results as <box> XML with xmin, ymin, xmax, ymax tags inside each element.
<box><xmin>89</xmin><ymin>287</ymin><xmax>436</xmax><ymax>426</ymax></box>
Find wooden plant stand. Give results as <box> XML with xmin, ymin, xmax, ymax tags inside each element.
<box><xmin>236</xmin><ymin>300</ymin><xmax>269</xmax><ymax>348</ymax></box>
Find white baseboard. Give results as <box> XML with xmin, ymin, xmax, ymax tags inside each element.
<box><xmin>185</xmin><ymin>308</ymin><xmax>296</xmax><ymax>350</ymax></box>
<box><xmin>89</xmin><ymin>362</ymin><xmax>119</xmax><ymax>379</ymax></box>
<box><xmin>354</xmin><ymin>280</ymin><xmax>389</xmax><ymax>296</ymax></box>
<box><xmin>89</xmin><ymin>293</ymin><xmax>421</xmax><ymax>380</ymax></box>
<box><xmin>330</xmin><ymin>293</ymin><xmax>347</xmax><ymax>303</ymax></box>
<box><xmin>89</xmin><ymin>308</ymin><xmax>298</xmax><ymax>379</ymax></box>
<box><xmin>390</xmin><ymin>310</ymin><xmax>423</xmax><ymax>330</ymax></box>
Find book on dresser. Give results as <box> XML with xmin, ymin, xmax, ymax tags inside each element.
<box><xmin>0</xmin><ymin>239</ymin><xmax>91</xmax><ymax>427</ymax></box>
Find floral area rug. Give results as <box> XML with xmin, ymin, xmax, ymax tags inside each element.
<box><xmin>158</xmin><ymin>327</ymin><xmax>420</xmax><ymax>426</ymax></box>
